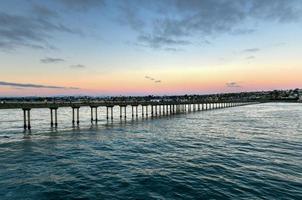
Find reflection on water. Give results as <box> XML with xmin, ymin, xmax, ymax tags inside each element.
<box><xmin>0</xmin><ymin>103</ymin><xmax>302</xmax><ymax>199</ymax></box>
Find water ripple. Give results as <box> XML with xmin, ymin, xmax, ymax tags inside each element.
<box><xmin>0</xmin><ymin>103</ymin><xmax>302</xmax><ymax>199</ymax></box>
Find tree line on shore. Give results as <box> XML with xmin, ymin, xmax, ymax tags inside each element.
<box><xmin>0</xmin><ymin>89</ymin><xmax>301</xmax><ymax>103</ymax></box>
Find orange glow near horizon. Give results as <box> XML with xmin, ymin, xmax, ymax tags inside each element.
<box><xmin>1</xmin><ymin>64</ymin><xmax>301</xmax><ymax>96</ymax></box>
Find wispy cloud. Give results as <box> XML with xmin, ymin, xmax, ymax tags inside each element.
<box><xmin>246</xmin><ymin>56</ymin><xmax>255</xmax><ymax>60</ymax></box>
<box><xmin>145</xmin><ymin>75</ymin><xmax>162</xmax><ymax>84</ymax></box>
<box><xmin>56</xmin><ymin>0</ymin><xmax>105</xmax><ymax>12</ymax></box>
<box><xmin>231</xmin><ymin>29</ymin><xmax>256</xmax><ymax>35</ymax></box>
<box><xmin>0</xmin><ymin>6</ymin><xmax>82</xmax><ymax>51</ymax></box>
<box><xmin>40</xmin><ymin>57</ymin><xmax>65</xmax><ymax>63</ymax></box>
<box><xmin>118</xmin><ymin>0</ymin><xmax>302</xmax><ymax>49</ymax></box>
<box><xmin>0</xmin><ymin>81</ymin><xmax>79</xmax><ymax>89</ymax></box>
<box><xmin>242</xmin><ymin>48</ymin><xmax>260</xmax><ymax>53</ymax></box>
<box><xmin>138</xmin><ymin>34</ymin><xmax>190</xmax><ymax>49</ymax></box>
<box><xmin>31</xmin><ymin>4</ymin><xmax>59</xmax><ymax>18</ymax></box>
<box><xmin>70</xmin><ymin>64</ymin><xmax>86</xmax><ymax>69</ymax></box>
<box><xmin>226</xmin><ymin>82</ymin><xmax>242</xmax><ymax>88</ymax></box>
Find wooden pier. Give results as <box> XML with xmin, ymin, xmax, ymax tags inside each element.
<box><xmin>0</xmin><ymin>100</ymin><xmax>258</xmax><ymax>130</ymax></box>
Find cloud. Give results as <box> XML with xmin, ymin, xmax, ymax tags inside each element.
<box><xmin>0</xmin><ymin>8</ymin><xmax>81</xmax><ymax>51</ymax></box>
<box><xmin>70</xmin><ymin>64</ymin><xmax>86</xmax><ymax>69</ymax></box>
<box><xmin>226</xmin><ymin>82</ymin><xmax>242</xmax><ymax>88</ymax></box>
<box><xmin>164</xmin><ymin>47</ymin><xmax>183</xmax><ymax>52</ymax></box>
<box><xmin>231</xmin><ymin>29</ymin><xmax>256</xmax><ymax>35</ymax></box>
<box><xmin>242</xmin><ymin>48</ymin><xmax>260</xmax><ymax>53</ymax></box>
<box><xmin>40</xmin><ymin>57</ymin><xmax>65</xmax><ymax>63</ymax></box>
<box><xmin>138</xmin><ymin>34</ymin><xmax>190</xmax><ymax>49</ymax></box>
<box><xmin>117</xmin><ymin>0</ymin><xmax>302</xmax><ymax>49</ymax></box>
<box><xmin>0</xmin><ymin>81</ymin><xmax>79</xmax><ymax>89</ymax></box>
<box><xmin>145</xmin><ymin>75</ymin><xmax>162</xmax><ymax>83</ymax></box>
<box><xmin>145</xmin><ymin>76</ymin><xmax>152</xmax><ymax>80</ymax></box>
<box><xmin>56</xmin><ymin>0</ymin><xmax>105</xmax><ymax>11</ymax></box>
<box><xmin>246</xmin><ymin>56</ymin><xmax>255</xmax><ymax>60</ymax></box>
<box><xmin>145</xmin><ymin>75</ymin><xmax>155</xmax><ymax>81</ymax></box>
<box><xmin>31</xmin><ymin>4</ymin><xmax>59</xmax><ymax>18</ymax></box>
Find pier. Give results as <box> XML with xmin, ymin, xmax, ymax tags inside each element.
<box><xmin>0</xmin><ymin>100</ymin><xmax>258</xmax><ymax>130</ymax></box>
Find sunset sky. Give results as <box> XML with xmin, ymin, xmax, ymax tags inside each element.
<box><xmin>0</xmin><ymin>0</ymin><xmax>302</xmax><ymax>96</ymax></box>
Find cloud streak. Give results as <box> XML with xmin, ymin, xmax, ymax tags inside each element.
<box><xmin>242</xmin><ymin>48</ymin><xmax>260</xmax><ymax>53</ymax></box>
<box><xmin>246</xmin><ymin>56</ymin><xmax>255</xmax><ymax>60</ymax></box>
<box><xmin>40</xmin><ymin>57</ymin><xmax>65</xmax><ymax>63</ymax></box>
<box><xmin>226</xmin><ymin>82</ymin><xmax>242</xmax><ymax>88</ymax></box>
<box><xmin>70</xmin><ymin>64</ymin><xmax>86</xmax><ymax>69</ymax></box>
<box><xmin>0</xmin><ymin>81</ymin><xmax>79</xmax><ymax>89</ymax></box>
<box><xmin>145</xmin><ymin>75</ymin><xmax>162</xmax><ymax>84</ymax></box>
<box><xmin>138</xmin><ymin>34</ymin><xmax>190</xmax><ymax>49</ymax></box>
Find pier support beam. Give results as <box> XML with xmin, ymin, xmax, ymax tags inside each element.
<box><xmin>22</xmin><ymin>108</ymin><xmax>31</xmax><ymax>130</ymax></box>
<box><xmin>106</xmin><ymin>106</ymin><xmax>114</xmax><ymax>120</ymax></box>
<box><xmin>141</xmin><ymin>105</ymin><xmax>144</xmax><ymax>117</ymax></box>
<box><xmin>77</xmin><ymin>108</ymin><xmax>80</xmax><ymax>124</ymax></box>
<box><xmin>50</xmin><ymin>108</ymin><xmax>58</xmax><ymax>127</ymax></box>
<box><xmin>27</xmin><ymin>109</ymin><xmax>31</xmax><ymax>129</ymax></box>
<box><xmin>90</xmin><ymin>107</ymin><xmax>93</xmax><ymax>122</ymax></box>
<box><xmin>23</xmin><ymin>109</ymin><xmax>27</xmax><ymax>129</ymax></box>
<box><xmin>90</xmin><ymin>106</ymin><xmax>98</xmax><ymax>123</ymax></box>
<box><xmin>50</xmin><ymin>108</ymin><xmax>53</xmax><ymax>127</ymax></box>
<box><xmin>95</xmin><ymin>107</ymin><xmax>98</xmax><ymax>122</ymax></box>
<box><xmin>120</xmin><ymin>106</ymin><xmax>122</xmax><ymax>119</ymax></box>
<box><xmin>159</xmin><ymin>105</ymin><xmax>161</xmax><ymax>115</ymax></box>
<box><xmin>72</xmin><ymin>108</ymin><xmax>75</xmax><ymax>124</ymax></box>
<box><xmin>72</xmin><ymin>107</ymin><xmax>80</xmax><ymax>125</ymax></box>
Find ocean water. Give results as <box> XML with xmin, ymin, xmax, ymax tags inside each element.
<box><xmin>0</xmin><ymin>103</ymin><xmax>301</xmax><ymax>199</ymax></box>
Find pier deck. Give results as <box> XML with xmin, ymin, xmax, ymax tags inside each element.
<box><xmin>0</xmin><ymin>100</ymin><xmax>258</xmax><ymax>130</ymax></box>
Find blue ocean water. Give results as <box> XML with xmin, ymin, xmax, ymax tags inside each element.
<box><xmin>0</xmin><ymin>103</ymin><xmax>301</xmax><ymax>199</ymax></box>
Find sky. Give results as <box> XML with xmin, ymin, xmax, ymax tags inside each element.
<box><xmin>0</xmin><ymin>0</ymin><xmax>302</xmax><ymax>96</ymax></box>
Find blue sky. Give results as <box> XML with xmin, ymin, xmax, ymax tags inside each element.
<box><xmin>0</xmin><ymin>0</ymin><xmax>302</xmax><ymax>96</ymax></box>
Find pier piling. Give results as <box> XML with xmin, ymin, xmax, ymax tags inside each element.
<box><xmin>5</xmin><ymin>100</ymin><xmax>259</xmax><ymax>130</ymax></box>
